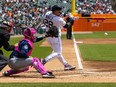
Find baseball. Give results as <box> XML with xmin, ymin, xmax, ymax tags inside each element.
<box><xmin>104</xmin><ymin>32</ymin><xmax>108</xmax><ymax>35</ymax></box>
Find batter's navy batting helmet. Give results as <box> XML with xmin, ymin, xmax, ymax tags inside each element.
<box><xmin>52</xmin><ymin>5</ymin><xmax>62</xmax><ymax>12</ymax></box>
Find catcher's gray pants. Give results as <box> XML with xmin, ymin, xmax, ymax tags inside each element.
<box><xmin>8</xmin><ymin>57</ymin><xmax>32</xmax><ymax>70</ymax></box>
<box><xmin>8</xmin><ymin>57</ymin><xmax>46</xmax><ymax>74</ymax></box>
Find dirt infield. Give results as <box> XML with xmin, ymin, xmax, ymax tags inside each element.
<box><xmin>0</xmin><ymin>38</ymin><xmax>116</xmax><ymax>83</ymax></box>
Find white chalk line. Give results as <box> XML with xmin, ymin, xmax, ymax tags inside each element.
<box><xmin>72</xmin><ymin>32</ymin><xmax>83</xmax><ymax>70</ymax></box>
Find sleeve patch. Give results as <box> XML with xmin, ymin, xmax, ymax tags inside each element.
<box><xmin>23</xmin><ymin>45</ymin><xmax>29</xmax><ymax>50</ymax></box>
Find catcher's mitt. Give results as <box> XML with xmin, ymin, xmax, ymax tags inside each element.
<box><xmin>46</xmin><ymin>26</ymin><xmax>59</xmax><ymax>37</ymax></box>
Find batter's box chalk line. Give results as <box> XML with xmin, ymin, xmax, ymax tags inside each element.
<box><xmin>75</xmin><ymin>41</ymin><xmax>83</xmax><ymax>44</ymax></box>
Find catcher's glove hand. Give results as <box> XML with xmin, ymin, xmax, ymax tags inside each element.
<box><xmin>45</xmin><ymin>26</ymin><xmax>59</xmax><ymax>37</ymax></box>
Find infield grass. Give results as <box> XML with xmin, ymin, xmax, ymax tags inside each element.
<box><xmin>79</xmin><ymin>44</ymin><xmax>116</xmax><ymax>61</ymax></box>
<box><xmin>0</xmin><ymin>83</ymin><xmax>116</xmax><ymax>87</ymax></box>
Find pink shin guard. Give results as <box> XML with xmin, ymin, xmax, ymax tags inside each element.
<box><xmin>7</xmin><ymin>67</ymin><xmax>29</xmax><ymax>75</ymax></box>
<box><xmin>32</xmin><ymin>58</ymin><xmax>46</xmax><ymax>74</ymax></box>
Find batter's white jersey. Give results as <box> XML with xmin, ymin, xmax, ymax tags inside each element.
<box><xmin>43</xmin><ymin>11</ymin><xmax>66</xmax><ymax>37</ymax></box>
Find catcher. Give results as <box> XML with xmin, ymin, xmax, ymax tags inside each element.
<box><xmin>3</xmin><ymin>27</ymin><xmax>55</xmax><ymax>78</ymax></box>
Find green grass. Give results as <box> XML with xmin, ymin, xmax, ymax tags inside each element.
<box><xmin>0</xmin><ymin>83</ymin><xmax>116</xmax><ymax>87</ymax></box>
<box><xmin>78</xmin><ymin>44</ymin><xmax>116</xmax><ymax>61</ymax></box>
<box><xmin>32</xmin><ymin>46</ymin><xmax>52</xmax><ymax>58</ymax></box>
<box><xmin>74</xmin><ymin>31</ymin><xmax>116</xmax><ymax>39</ymax></box>
<box><xmin>73</xmin><ymin>31</ymin><xmax>116</xmax><ymax>61</ymax></box>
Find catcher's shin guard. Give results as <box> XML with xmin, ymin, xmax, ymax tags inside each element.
<box><xmin>32</xmin><ymin>58</ymin><xmax>47</xmax><ymax>74</ymax></box>
<box><xmin>0</xmin><ymin>54</ymin><xmax>8</xmax><ymax>71</ymax></box>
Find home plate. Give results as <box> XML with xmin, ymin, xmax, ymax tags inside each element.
<box><xmin>76</xmin><ymin>41</ymin><xmax>83</xmax><ymax>44</ymax></box>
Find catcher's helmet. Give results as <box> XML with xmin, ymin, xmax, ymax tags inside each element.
<box><xmin>52</xmin><ymin>5</ymin><xmax>62</xmax><ymax>12</ymax></box>
<box><xmin>23</xmin><ymin>28</ymin><xmax>36</xmax><ymax>42</ymax></box>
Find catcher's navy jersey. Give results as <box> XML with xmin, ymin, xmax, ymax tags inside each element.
<box><xmin>10</xmin><ymin>40</ymin><xmax>30</xmax><ymax>58</ymax></box>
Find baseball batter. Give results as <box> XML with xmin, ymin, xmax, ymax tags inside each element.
<box><xmin>42</xmin><ymin>5</ymin><xmax>76</xmax><ymax>70</ymax></box>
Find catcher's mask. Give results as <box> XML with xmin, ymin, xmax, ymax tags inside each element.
<box><xmin>23</xmin><ymin>28</ymin><xmax>36</xmax><ymax>42</ymax></box>
<box><xmin>1</xmin><ymin>21</ymin><xmax>13</xmax><ymax>33</ymax></box>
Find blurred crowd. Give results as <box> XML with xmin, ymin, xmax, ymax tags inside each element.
<box><xmin>0</xmin><ymin>0</ymin><xmax>115</xmax><ymax>35</ymax></box>
<box><xmin>0</xmin><ymin>0</ymin><xmax>51</xmax><ymax>35</ymax></box>
<box><xmin>76</xmin><ymin>0</ymin><xmax>116</xmax><ymax>14</ymax></box>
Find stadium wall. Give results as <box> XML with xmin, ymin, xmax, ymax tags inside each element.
<box><xmin>73</xmin><ymin>14</ymin><xmax>116</xmax><ymax>31</ymax></box>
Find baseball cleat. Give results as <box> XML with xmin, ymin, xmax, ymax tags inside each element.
<box><xmin>42</xmin><ymin>72</ymin><xmax>55</xmax><ymax>78</ymax></box>
<box><xmin>64</xmin><ymin>64</ymin><xmax>76</xmax><ymax>71</ymax></box>
<box><xmin>2</xmin><ymin>71</ymin><xmax>10</xmax><ymax>76</ymax></box>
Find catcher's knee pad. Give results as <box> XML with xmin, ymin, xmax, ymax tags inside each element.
<box><xmin>32</xmin><ymin>58</ymin><xmax>41</xmax><ymax>67</ymax></box>
<box><xmin>32</xmin><ymin>58</ymin><xmax>38</xmax><ymax>64</ymax></box>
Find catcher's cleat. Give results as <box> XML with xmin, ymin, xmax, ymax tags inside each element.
<box><xmin>64</xmin><ymin>64</ymin><xmax>76</xmax><ymax>71</ymax></box>
<box><xmin>47</xmin><ymin>71</ymin><xmax>53</xmax><ymax>74</ymax></box>
<box><xmin>2</xmin><ymin>71</ymin><xmax>10</xmax><ymax>76</ymax></box>
<box><xmin>42</xmin><ymin>72</ymin><xmax>55</xmax><ymax>78</ymax></box>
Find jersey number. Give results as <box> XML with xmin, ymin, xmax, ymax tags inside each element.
<box><xmin>43</xmin><ymin>19</ymin><xmax>53</xmax><ymax>28</ymax></box>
